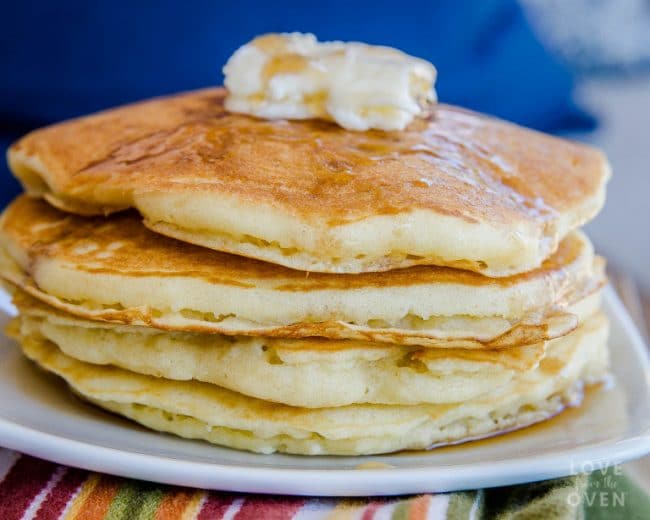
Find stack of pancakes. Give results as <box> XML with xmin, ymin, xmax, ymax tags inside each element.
<box><xmin>0</xmin><ymin>88</ymin><xmax>611</xmax><ymax>455</ymax></box>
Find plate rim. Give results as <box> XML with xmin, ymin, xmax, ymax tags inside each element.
<box><xmin>0</xmin><ymin>286</ymin><xmax>648</xmax><ymax>496</ymax></box>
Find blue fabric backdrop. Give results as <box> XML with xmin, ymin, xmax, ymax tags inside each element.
<box><xmin>0</xmin><ymin>0</ymin><xmax>593</xmax><ymax>207</ymax></box>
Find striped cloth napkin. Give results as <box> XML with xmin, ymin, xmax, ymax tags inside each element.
<box><xmin>1</xmin><ymin>449</ymin><xmax>648</xmax><ymax>520</ymax></box>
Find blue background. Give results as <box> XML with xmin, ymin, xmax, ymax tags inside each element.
<box><xmin>0</xmin><ymin>0</ymin><xmax>593</xmax><ymax>207</ymax></box>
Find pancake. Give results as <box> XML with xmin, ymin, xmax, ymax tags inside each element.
<box><xmin>8</xmin><ymin>88</ymin><xmax>609</xmax><ymax>276</ymax></box>
<box><xmin>0</xmin><ymin>196</ymin><xmax>605</xmax><ymax>348</ymax></box>
<box><xmin>10</xmin><ymin>289</ymin><xmax>603</xmax><ymax>407</ymax></box>
<box><xmin>16</xmin><ymin>312</ymin><xmax>610</xmax><ymax>455</ymax></box>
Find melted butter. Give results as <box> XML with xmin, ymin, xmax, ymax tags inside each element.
<box><xmin>223</xmin><ymin>33</ymin><xmax>437</xmax><ymax>131</ymax></box>
<box><xmin>303</xmin><ymin>91</ymin><xmax>328</xmax><ymax>118</ymax></box>
<box><xmin>252</xmin><ymin>34</ymin><xmax>291</xmax><ymax>54</ymax></box>
<box><xmin>262</xmin><ymin>53</ymin><xmax>310</xmax><ymax>81</ymax></box>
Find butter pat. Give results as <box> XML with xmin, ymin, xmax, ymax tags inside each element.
<box><xmin>223</xmin><ymin>33</ymin><xmax>437</xmax><ymax>131</ymax></box>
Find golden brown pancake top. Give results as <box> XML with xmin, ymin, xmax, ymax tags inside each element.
<box><xmin>1</xmin><ymin>196</ymin><xmax>585</xmax><ymax>291</ymax></box>
<box><xmin>9</xmin><ymin>88</ymin><xmax>607</xmax><ymax>225</ymax></box>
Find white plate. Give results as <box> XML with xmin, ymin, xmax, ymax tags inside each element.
<box><xmin>0</xmin><ymin>286</ymin><xmax>648</xmax><ymax>496</ymax></box>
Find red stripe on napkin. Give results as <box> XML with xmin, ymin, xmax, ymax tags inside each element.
<box><xmin>155</xmin><ymin>488</ymin><xmax>197</xmax><ymax>520</ymax></box>
<box><xmin>233</xmin><ymin>497</ymin><xmax>305</xmax><ymax>519</ymax></box>
<box><xmin>197</xmin><ymin>493</ymin><xmax>237</xmax><ymax>519</ymax></box>
<box><xmin>34</xmin><ymin>467</ymin><xmax>87</xmax><ymax>520</ymax></box>
<box><xmin>362</xmin><ymin>501</ymin><xmax>383</xmax><ymax>519</ymax></box>
<box><xmin>0</xmin><ymin>456</ymin><xmax>59</xmax><ymax>520</ymax></box>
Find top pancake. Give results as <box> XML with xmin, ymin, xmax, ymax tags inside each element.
<box><xmin>8</xmin><ymin>88</ymin><xmax>609</xmax><ymax>275</ymax></box>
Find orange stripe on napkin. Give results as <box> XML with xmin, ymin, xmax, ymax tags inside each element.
<box><xmin>154</xmin><ymin>488</ymin><xmax>200</xmax><ymax>520</ymax></box>
<box><xmin>64</xmin><ymin>474</ymin><xmax>121</xmax><ymax>520</ymax></box>
<box><xmin>408</xmin><ymin>495</ymin><xmax>432</xmax><ymax>519</ymax></box>
<box><xmin>180</xmin><ymin>490</ymin><xmax>206</xmax><ymax>520</ymax></box>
